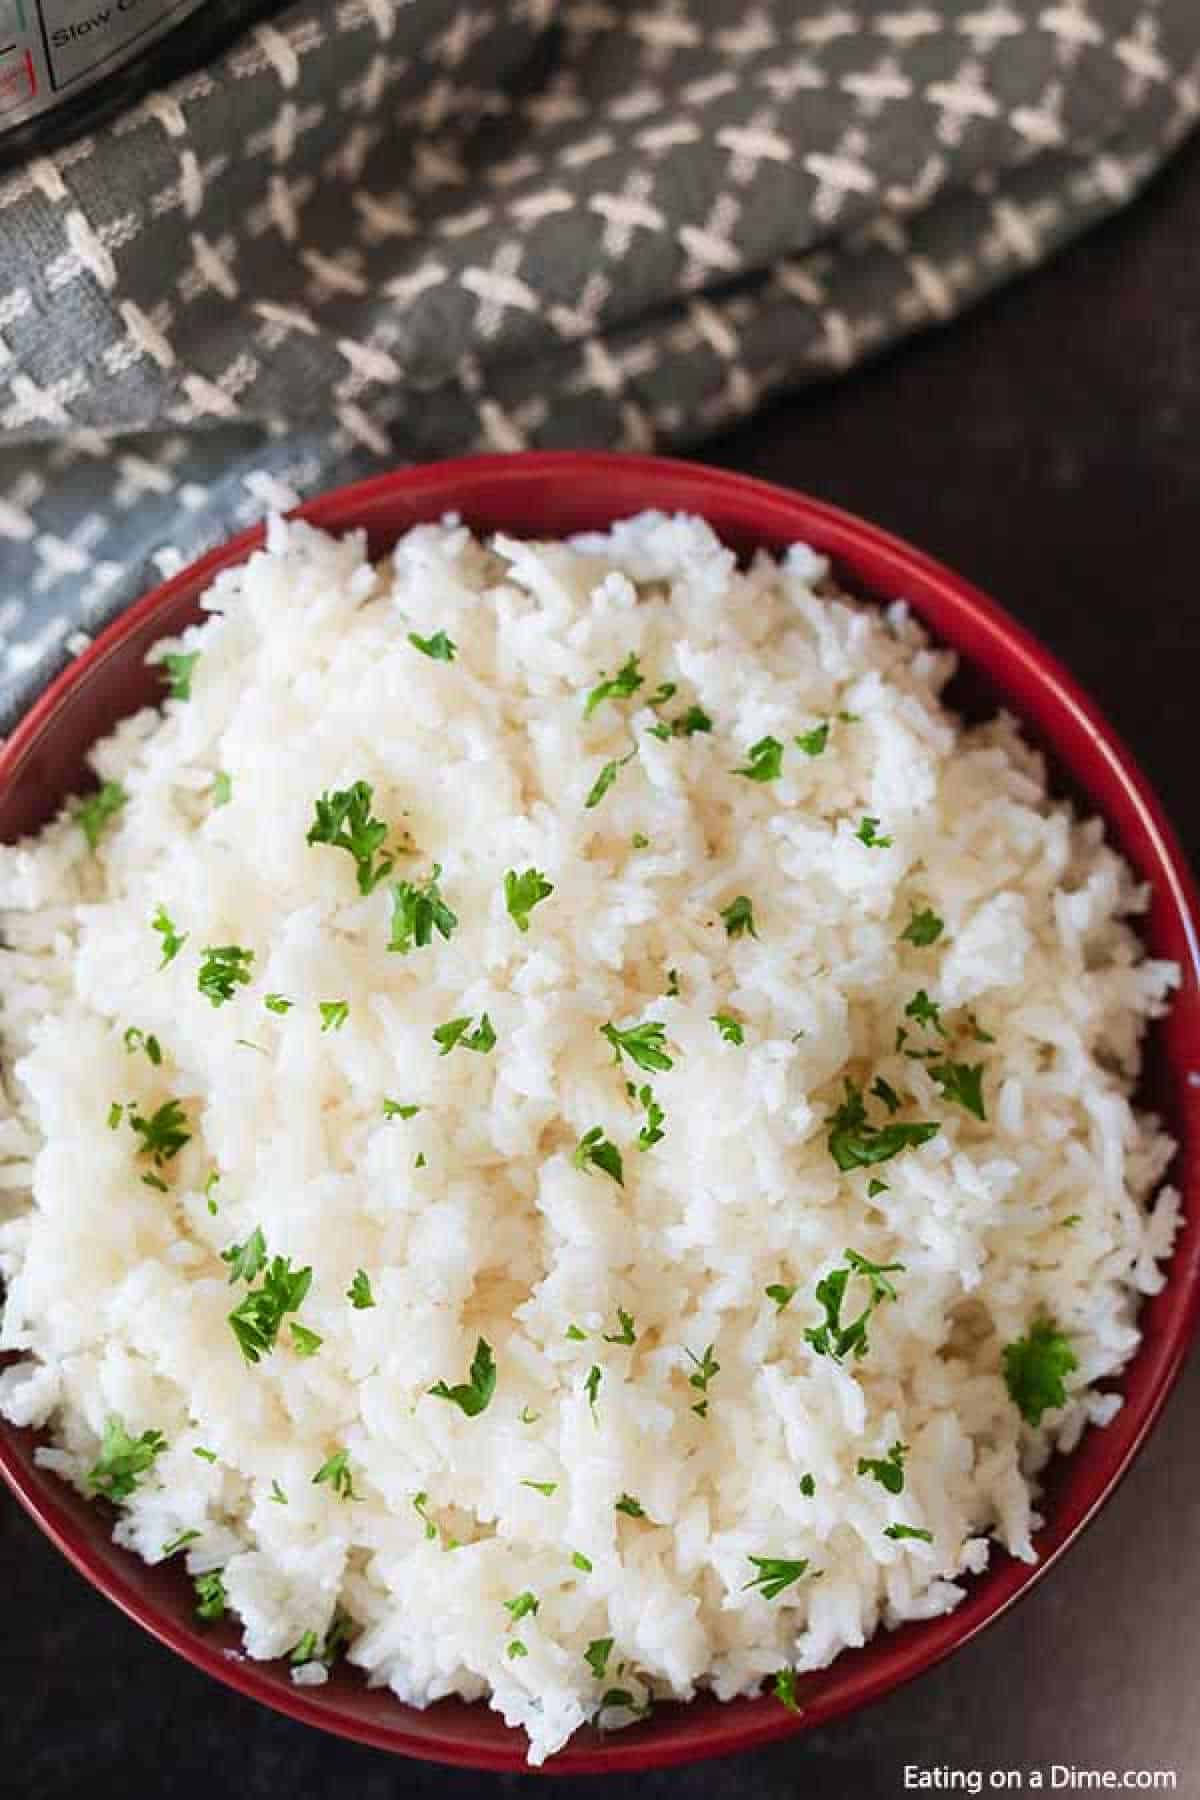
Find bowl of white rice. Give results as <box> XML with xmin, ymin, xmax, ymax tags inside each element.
<box><xmin>0</xmin><ymin>453</ymin><xmax>1196</xmax><ymax>1773</ymax></box>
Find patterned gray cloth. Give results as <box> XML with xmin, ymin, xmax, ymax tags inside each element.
<box><xmin>1</xmin><ymin>0</ymin><xmax>1198</xmax><ymax>729</ymax></box>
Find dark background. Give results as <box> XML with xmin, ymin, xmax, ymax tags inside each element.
<box><xmin>6</xmin><ymin>127</ymin><xmax>1200</xmax><ymax>1800</ymax></box>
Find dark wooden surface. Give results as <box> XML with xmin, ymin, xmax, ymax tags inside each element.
<box><xmin>6</xmin><ymin>133</ymin><xmax>1200</xmax><ymax>1800</ymax></box>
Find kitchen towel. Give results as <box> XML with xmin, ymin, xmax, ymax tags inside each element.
<box><xmin>1</xmin><ymin>0</ymin><xmax>1198</xmax><ymax>725</ymax></box>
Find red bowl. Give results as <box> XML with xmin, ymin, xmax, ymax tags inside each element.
<box><xmin>2</xmin><ymin>452</ymin><xmax>1198</xmax><ymax>1773</ymax></box>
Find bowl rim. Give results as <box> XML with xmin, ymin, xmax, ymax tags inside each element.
<box><xmin>1</xmin><ymin>449</ymin><xmax>1197</xmax><ymax>1775</ymax></box>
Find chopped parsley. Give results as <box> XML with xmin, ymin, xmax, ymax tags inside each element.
<box><xmin>290</xmin><ymin>1322</ymin><xmax>323</xmax><ymax>1357</ymax></box>
<box><xmin>602</xmin><ymin>1308</ymin><xmax>637</xmax><ymax>1346</ymax></box>
<box><xmin>151</xmin><ymin>903</ymin><xmax>187</xmax><ymax>967</ymax></box>
<box><xmin>584</xmin><ymin>1365</ymin><xmax>602</xmax><ymax>1417</ymax></box>
<box><xmin>901</xmin><ymin>907</ymin><xmax>944</xmax><ymax>946</ymax></box>
<box><xmin>720</xmin><ymin>895</ymin><xmax>758</xmax><ymax>939</ymax></box>
<box><xmin>647</xmin><ymin>681</ymin><xmax>677</xmax><ymax>708</ymax></box>
<box><xmin>382</xmin><ymin>1098</ymin><xmax>420</xmax><ymax>1119</ymax></box>
<box><xmin>601</xmin><ymin>1018</ymin><xmax>673</xmax><ymax>1073</ymax></box>
<box><xmin>306</xmin><ymin>781</ymin><xmax>395</xmax><ymax>895</ymax></box>
<box><xmin>629</xmin><ymin>1081</ymin><xmax>665</xmax><ymax>1150</ymax></box>
<box><xmin>614</xmin><ymin>1493</ymin><xmax>645</xmax><ymax>1519</ymax></box>
<box><xmin>197</xmin><ymin>944</ymin><xmax>254</xmax><ymax>1007</ymax></box>
<box><xmin>765</xmin><ymin>1283</ymin><xmax>795</xmax><ymax>1312</ymax></box>
<box><xmin>227</xmin><ymin>1251</ymin><xmax>313</xmax><ymax>1364</ymax></box>
<box><xmin>76</xmin><ymin>781</ymin><xmax>127</xmax><ymax>851</ymax></box>
<box><xmin>507</xmin><ymin>1640</ymin><xmax>528</xmax><ymax>1659</ymax></box>
<box><xmin>930</xmin><ymin>1059</ymin><xmax>987</xmax><ymax>1120</ymax></box>
<box><xmin>221</xmin><ymin>1226</ymin><xmax>267</xmax><ymax>1285</ymax></box>
<box><xmin>413</xmin><ymin>1491</ymin><xmax>437</xmax><ymax>1539</ymax></box>
<box><xmin>162</xmin><ymin>650</ymin><xmax>200</xmax><ymax>701</ymax></box>
<box><xmin>826</xmin><ymin>1079</ymin><xmax>939</xmax><ymax>1171</ymax></box>
<box><xmin>631</xmin><ymin>832</ymin><xmax>650</xmax><ymax>849</ymax></box>
<box><xmin>743</xmin><ymin>1556</ymin><xmax>813</xmax><ymax>1600</ymax></box>
<box><xmin>867</xmin><ymin>1178</ymin><xmax>889</xmax><ymax>1198</ymax></box>
<box><xmin>128</xmin><ymin>1098</ymin><xmax>191</xmax><ymax>1166</ymax></box>
<box><xmin>162</xmin><ymin>1528</ymin><xmax>201</xmax><ymax>1556</ymax></box>
<box><xmin>795</xmin><ymin>721</ymin><xmax>830</xmax><ymax>757</ymax></box>
<box><xmin>566</xmin><ymin>1324</ymin><xmax>587</xmax><ymax>1341</ymax></box>
<box><xmin>585</xmin><ymin>747</ymin><xmax>636</xmax><ymax>809</ymax></box>
<box><xmin>804</xmin><ymin>1248</ymin><xmax>905</xmax><ymax>1363</ymax></box>
<box><xmin>521</xmin><ymin>1479</ymin><xmax>557</xmax><ymax>1496</ymax></box>
<box><xmin>870</xmin><ymin>1075</ymin><xmax>901</xmax><ymax>1115</ymax></box>
<box><xmin>733</xmin><ymin>735</ymin><xmax>784</xmax><ymax>782</ymax></box>
<box><xmin>854</xmin><ymin>815</ymin><xmax>893</xmax><ymax>849</ymax></box>
<box><xmin>204</xmin><ymin>1170</ymin><xmax>219</xmax><ymax>1215</ymax></box>
<box><xmin>270</xmin><ymin>1480</ymin><xmax>288</xmax><ymax>1505</ymax></box>
<box><xmin>665</xmin><ymin>967</ymin><xmax>681</xmax><ymax>997</ymax></box>
<box><xmin>313</xmin><ymin>1449</ymin><xmax>358</xmax><ymax>1500</ymax></box>
<box><xmin>572</xmin><ymin>1551</ymin><xmax>593</xmax><ymax>1572</ymax></box>
<box><xmin>429</xmin><ymin>1337</ymin><xmax>496</xmax><ymax>1416</ymax></box>
<box><xmin>87</xmin><ymin>1416</ymin><xmax>166</xmax><ymax>1502</ymax></box>
<box><xmin>685</xmin><ymin>1343</ymin><xmax>719</xmax><ymax>1418</ymax></box>
<box><xmin>408</xmin><ymin>629</ymin><xmax>457</xmax><ymax>662</ymax></box>
<box><xmin>597</xmin><ymin>1688</ymin><xmax>652</xmax><ymax>1722</ymax></box>
<box><xmin>520</xmin><ymin>1405</ymin><xmax>541</xmax><ymax>1425</ymax></box>
<box><xmin>905</xmin><ymin>989</ymin><xmax>947</xmax><ymax>1037</ymax></box>
<box><xmin>123</xmin><ymin>1027</ymin><xmax>163</xmax><ymax>1066</ymax></box>
<box><xmin>264</xmin><ymin>993</ymin><xmax>293</xmax><ymax>1014</ymax></box>
<box><xmin>319</xmin><ymin>1000</ymin><xmax>349</xmax><ymax>1032</ymax></box>
<box><xmin>884</xmin><ymin>1523</ymin><xmax>933</xmax><ymax>1543</ymax></box>
<box><xmin>389</xmin><ymin>865</ymin><xmax>458</xmax><ymax>953</ymax></box>
<box><xmin>857</xmin><ymin>1441</ymin><xmax>908</xmax><ymax>1494</ymax></box>
<box><xmin>573</xmin><ymin>1127</ymin><xmax>624</xmax><ymax>1186</ymax></box>
<box><xmin>585</xmin><ymin>1637</ymin><xmax>614</xmax><ymax>1679</ymax></box>
<box><xmin>193</xmin><ymin>1446</ymin><xmax>217</xmax><ymax>1465</ymax></box>
<box><xmin>347</xmin><ymin>1269</ymin><xmax>375</xmax><ymax>1309</ymax></box>
<box><xmin>711</xmin><ymin>1012</ymin><xmax>745</xmax><ymax>1044</ymax></box>
<box><xmin>432</xmin><ymin>1013</ymin><xmax>495</xmax><ymax>1056</ymax></box>
<box><xmin>142</xmin><ymin>1171</ymin><xmax>169</xmax><ymax>1193</ymax></box>
<box><xmin>1002</xmin><ymin>1319</ymin><xmax>1078</xmax><ymax>1425</ymax></box>
<box><xmin>107</xmin><ymin>1102</ymin><xmax>123</xmax><ymax>1130</ymax></box>
<box><xmin>584</xmin><ymin>651</ymin><xmax>643</xmax><ymax>717</ymax></box>
<box><xmin>966</xmin><ymin>1011</ymin><xmax>996</xmax><ymax>1043</ymax></box>
<box><xmin>212</xmin><ymin>770</ymin><xmax>232</xmax><ymax>807</ymax></box>
<box><xmin>504</xmin><ymin>867</ymin><xmax>554</xmax><ymax>932</ymax></box>
<box><xmin>673</xmin><ymin>704</ymin><xmax>712</xmax><ymax>736</ymax></box>
<box><xmin>504</xmin><ymin>1591</ymin><xmax>539</xmax><ymax>1624</ymax></box>
<box><xmin>773</xmin><ymin>1668</ymin><xmax>802</xmax><ymax>1713</ymax></box>
<box><xmin>799</xmin><ymin>1473</ymin><xmax>816</xmax><ymax>1498</ymax></box>
<box><xmin>193</xmin><ymin>1570</ymin><xmax>228</xmax><ymax>1622</ymax></box>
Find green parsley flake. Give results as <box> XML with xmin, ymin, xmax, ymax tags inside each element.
<box><xmin>408</xmin><ymin>629</ymin><xmax>457</xmax><ymax>662</ymax></box>
<box><xmin>319</xmin><ymin>1000</ymin><xmax>349</xmax><ymax>1032</ymax></box>
<box><xmin>76</xmin><ymin>781</ymin><xmax>127</xmax><ymax>851</ymax></box>
<box><xmin>432</xmin><ymin>1013</ymin><xmax>495</xmax><ymax>1056</ymax></box>
<box><xmin>270</xmin><ymin>1480</ymin><xmax>288</xmax><ymax>1505</ymax></box>
<box><xmin>585</xmin><ymin>747</ymin><xmax>636</xmax><ymax>810</ymax></box>
<box><xmin>504</xmin><ymin>1591</ymin><xmax>539</xmax><ymax>1624</ymax></box>
<box><xmin>867</xmin><ymin>1178</ymin><xmax>889</xmax><ymax>1198</ymax></box>
<box><xmin>733</xmin><ymin>735</ymin><xmax>784</xmax><ymax>782</ymax></box>
<box><xmin>601</xmin><ymin>1018</ymin><xmax>673</xmax><ymax>1073</ymax></box>
<box><xmin>1002</xmin><ymin>1319</ymin><xmax>1078</xmax><ymax>1426</ymax></box>
<box><xmin>504</xmin><ymin>867</ymin><xmax>554</xmax><ymax>933</ymax></box>
<box><xmin>630</xmin><ymin>1081</ymin><xmax>665</xmax><ymax>1150</ymax></box>
<box><xmin>584</xmin><ymin>1365</ymin><xmax>602</xmax><ymax>1416</ymax></box>
<box><xmin>584</xmin><ymin>652</ymin><xmax>643</xmax><ymax>717</ymax></box>
<box><xmin>744</xmin><ymin>1556</ymin><xmax>813</xmax><ymax>1600</ymax></box>
<box><xmin>521</xmin><ymin>1479</ymin><xmax>558</xmax><ymax>1497</ymax></box>
<box><xmin>857</xmin><ymin>1441</ymin><xmax>908</xmax><ymax>1494</ymax></box>
<box><xmin>712</xmin><ymin>1012</ymin><xmax>744</xmax><ymax>1045</ymax></box>
<box><xmin>508</xmin><ymin>1640</ymin><xmax>528</xmax><ymax>1659</ymax></box>
<box><xmin>264</xmin><ymin>993</ymin><xmax>293</xmax><ymax>1014</ymax></box>
<box><xmin>870</xmin><ymin>1075</ymin><xmax>901</xmax><ymax>1115</ymax></box>
<box><xmin>665</xmin><ymin>967</ymin><xmax>681</xmax><ymax>996</ymax></box>
<box><xmin>107</xmin><ymin>1102</ymin><xmax>123</xmax><ymax>1130</ymax></box>
<box><xmin>799</xmin><ymin>1473</ymin><xmax>816</xmax><ymax>1498</ymax></box>
<box><xmin>87</xmin><ymin>1416</ymin><xmax>167</xmax><ymax>1502</ymax></box>
<box><xmin>565</xmin><ymin>1324</ymin><xmax>587</xmax><ymax>1341</ymax></box>
<box><xmin>123</xmin><ymin>1027</ymin><xmax>163</xmax><ymax>1066</ymax></box>
<box><xmin>602</xmin><ymin>1308</ymin><xmax>637</xmax><ymax>1346</ymax></box>
<box><xmin>142</xmin><ymin>1172</ymin><xmax>169</xmax><ymax>1193</ymax></box>
<box><xmin>306</xmin><ymin>781</ymin><xmax>395</xmax><ymax>895</ymax></box>
<box><xmin>313</xmin><ymin>1449</ymin><xmax>359</xmax><ymax>1500</ymax></box>
<box><xmin>930</xmin><ymin>1059</ymin><xmax>987</xmax><ymax>1121</ymax></box>
<box><xmin>795</xmin><ymin>722</ymin><xmax>830</xmax><ymax>757</ymax></box>
<box><xmin>804</xmin><ymin>1248</ymin><xmax>905</xmax><ymax>1363</ymax></box>
<box><xmin>765</xmin><ymin>1283</ymin><xmax>795</xmax><ymax>1313</ymax></box>
<box><xmin>389</xmin><ymin>865</ymin><xmax>458</xmax><ymax>953</ymax></box>
<box><xmin>151</xmin><ymin>904</ymin><xmax>187</xmax><ymax>967</ymax></box>
<box><xmin>162</xmin><ymin>1528</ymin><xmax>201</xmax><ymax>1556</ymax></box>
<box><xmin>197</xmin><ymin>944</ymin><xmax>254</xmax><ymax>1007</ymax></box>
<box><xmin>720</xmin><ymin>895</ymin><xmax>758</xmax><ymax>939</ymax></box>
<box><xmin>573</xmin><ymin>1127</ymin><xmax>624</xmax><ymax>1186</ymax></box>
<box><xmin>290</xmin><ymin>1322</ymin><xmax>323</xmax><ymax>1357</ymax></box>
<box><xmin>773</xmin><ymin>1668</ymin><xmax>802</xmax><ymax>1712</ymax></box>
<box><xmin>347</xmin><ymin>1269</ymin><xmax>375</xmax><ymax>1309</ymax></box>
<box><xmin>413</xmin><ymin>1492</ymin><xmax>437</xmax><ymax>1539</ymax></box>
<box><xmin>211</xmin><ymin>770</ymin><xmax>232</xmax><ymax>807</ymax></box>
<box><xmin>193</xmin><ymin>1446</ymin><xmax>217</xmax><ymax>1465</ymax></box>
<box><xmin>429</xmin><ymin>1337</ymin><xmax>496</xmax><ymax>1417</ymax></box>
<box><xmin>585</xmin><ymin>1637</ymin><xmax>613</xmax><ymax>1680</ymax></box>
<box><xmin>519</xmin><ymin>1405</ymin><xmax>541</xmax><ymax>1424</ymax></box>
<box><xmin>572</xmin><ymin>1551</ymin><xmax>593</xmax><ymax>1572</ymax></box>
<box><xmin>672</xmin><ymin>704</ymin><xmax>712</xmax><ymax>736</ymax></box>
<box><xmin>647</xmin><ymin>681</ymin><xmax>677</xmax><ymax>708</ymax></box>
<box><xmin>382</xmin><ymin>1098</ymin><xmax>420</xmax><ymax>1119</ymax></box>
<box><xmin>614</xmin><ymin>1493</ymin><xmax>645</xmax><ymax>1519</ymax></box>
<box><xmin>685</xmin><ymin>1343</ymin><xmax>719</xmax><ymax>1418</ymax></box>
<box><xmin>631</xmin><ymin>832</ymin><xmax>650</xmax><ymax>849</ymax></box>
<box><xmin>228</xmin><ymin>1251</ymin><xmax>313</xmax><ymax>1364</ymax></box>
<box><xmin>884</xmin><ymin>1523</ymin><xmax>933</xmax><ymax>1543</ymax></box>
<box><xmin>901</xmin><ymin>907</ymin><xmax>944</xmax><ymax>946</ymax></box>
<box><xmin>905</xmin><ymin>989</ymin><xmax>948</xmax><ymax>1037</ymax></box>
<box><xmin>193</xmin><ymin>1570</ymin><xmax>227</xmax><ymax>1622</ymax></box>
<box><xmin>162</xmin><ymin>650</ymin><xmax>200</xmax><ymax>701</ymax></box>
<box><xmin>221</xmin><ymin>1225</ymin><xmax>267</xmax><ymax>1285</ymax></box>
<box><xmin>128</xmin><ymin>1098</ymin><xmax>191</xmax><ymax>1167</ymax></box>
<box><xmin>854</xmin><ymin>815</ymin><xmax>893</xmax><ymax>849</ymax></box>
<box><xmin>826</xmin><ymin>1079</ymin><xmax>939</xmax><ymax>1171</ymax></box>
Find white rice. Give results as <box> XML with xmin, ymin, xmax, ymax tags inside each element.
<box><xmin>0</xmin><ymin>512</ymin><xmax>1180</xmax><ymax>1764</ymax></box>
